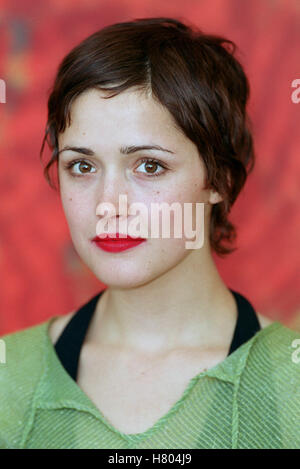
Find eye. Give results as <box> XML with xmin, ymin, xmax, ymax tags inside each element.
<box><xmin>63</xmin><ymin>157</ymin><xmax>169</xmax><ymax>178</ymax></box>
<box><xmin>135</xmin><ymin>158</ymin><xmax>168</xmax><ymax>177</ymax></box>
<box><xmin>64</xmin><ymin>159</ymin><xmax>96</xmax><ymax>176</ymax></box>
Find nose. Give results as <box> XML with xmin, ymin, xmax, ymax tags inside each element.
<box><xmin>95</xmin><ymin>168</ymin><xmax>129</xmax><ymax>220</ymax></box>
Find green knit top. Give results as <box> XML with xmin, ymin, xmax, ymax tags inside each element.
<box><xmin>0</xmin><ymin>316</ymin><xmax>299</xmax><ymax>449</ymax></box>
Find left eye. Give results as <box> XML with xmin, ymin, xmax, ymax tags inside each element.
<box><xmin>135</xmin><ymin>159</ymin><xmax>166</xmax><ymax>177</ymax></box>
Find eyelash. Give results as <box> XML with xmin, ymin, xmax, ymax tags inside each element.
<box><xmin>63</xmin><ymin>158</ymin><xmax>168</xmax><ymax>178</ymax></box>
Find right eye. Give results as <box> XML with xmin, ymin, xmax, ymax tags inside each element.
<box><xmin>64</xmin><ymin>159</ymin><xmax>96</xmax><ymax>176</ymax></box>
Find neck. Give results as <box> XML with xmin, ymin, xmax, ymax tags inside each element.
<box><xmin>88</xmin><ymin>246</ymin><xmax>237</xmax><ymax>355</ymax></box>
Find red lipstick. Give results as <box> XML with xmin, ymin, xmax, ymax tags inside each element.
<box><xmin>92</xmin><ymin>233</ymin><xmax>147</xmax><ymax>253</ymax></box>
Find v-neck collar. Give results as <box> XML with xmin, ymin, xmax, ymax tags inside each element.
<box><xmin>34</xmin><ymin>317</ymin><xmax>282</xmax><ymax>427</ymax></box>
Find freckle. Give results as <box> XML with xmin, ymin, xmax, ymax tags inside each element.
<box><xmin>82</xmin><ymin>132</ymin><xmax>86</xmax><ymax>135</ymax></box>
<box><xmin>69</xmin><ymin>198</ymin><xmax>72</xmax><ymax>201</ymax></box>
<box><xmin>156</xmin><ymin>191</ymin><xmax>160</xmax><ymax>194</ymax></box>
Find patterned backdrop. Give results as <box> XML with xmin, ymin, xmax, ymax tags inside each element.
<box><xmin>0</xmin><ymin>0</ymin><xmax>299</xmax><ymax>335</ymax></box>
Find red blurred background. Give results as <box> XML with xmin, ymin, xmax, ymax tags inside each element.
<box><xmin>0</xmin><ymin>0</ymin><xmax>299</xmax><ymax>336</ymax></box>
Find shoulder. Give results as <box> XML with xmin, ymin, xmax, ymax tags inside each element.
<box><xmin>0</xmin><ymin>320</ymin><xmax>52</xmax><ymax>448</ymax></box>
<box><xmin>0</xmin><ymin>320</ymin><xmax>49</xmax><ymax>370</ymax></box>
<box><xmin>236</xmin><ymin>321</ymin><xmax>300</xmax><ymax>447</ymax></box>
<box><xmin>0</xmin><ymin>319</ymin><xmax>51</xmax><ymax>364</ymax></box>
<box><xmin>244</xmin><ymin>319</ymin><xmax>300</xmax><ymax>371</ymax></box>
<box><xmin>239</xmin><ymin>320</ymin><xmax>300</xmax><ymax>409</ymax></box>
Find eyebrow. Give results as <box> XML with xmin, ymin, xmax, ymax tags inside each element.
<box><xmin>57</xmin><ymin>144</ymin><xmax>175</xmax><ymax>156</ymax></box>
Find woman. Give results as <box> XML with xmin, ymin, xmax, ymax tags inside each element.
<box><xmin>1</xmin><ymin>17</ymin><xmax>299</xmax><ymax>449</ymax></box>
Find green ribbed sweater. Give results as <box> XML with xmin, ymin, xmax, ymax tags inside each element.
<box><xmin>0</xmin><ymin>317</ymin><xmax>300</xmax><ymax>449</ymax></box>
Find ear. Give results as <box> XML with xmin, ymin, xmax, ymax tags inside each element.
<box><xmin>207</xmin><ymin>169</ymin><xmax>231</xmax><ymax>205</ymax></box>
<box><xmin>208</xmin><ymin>189</ymin><xmax>223</xmax><ymax>204</ymax></box>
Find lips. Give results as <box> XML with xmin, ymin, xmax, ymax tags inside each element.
<box><xmin>92</xmin><ymin>233</ymin><xmax>147</xmax><ymax>253</ymax></box>
<box><xmin>93</xmin><ymin>233</ymin><xmax>143</xmax><ymax>241</ymax></box>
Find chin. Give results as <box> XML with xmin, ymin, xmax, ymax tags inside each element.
<box><xmin>91</xmin><ymin>268</ymin><xmax>157</xmax><ymax>289</ymax></box>
<box><xmin>74</xmin><ymin>238</ymin><xmax>187</xmax><ymax>287</ymax></box>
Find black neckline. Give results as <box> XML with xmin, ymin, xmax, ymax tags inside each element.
<box><xmin>54</xmin><ymin>289</ymin><xmax>261</xmax><ymax>382</ymax></box>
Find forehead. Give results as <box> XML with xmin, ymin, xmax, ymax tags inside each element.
<box><xmin>58</xmin><ymin>87</ymin><xmax>189</xmax><ymax>150</ymax></box>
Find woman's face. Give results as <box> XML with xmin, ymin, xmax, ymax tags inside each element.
<box><xmin>57</xmin><ymin>87</ymin><xmax>221</xmax><ymax>288</ymax></box>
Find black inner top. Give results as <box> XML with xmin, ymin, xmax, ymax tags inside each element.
<box><xmin>54</xmin><ymin>289</ymin><xmax>261</xmax><ymax>383</ymax></box>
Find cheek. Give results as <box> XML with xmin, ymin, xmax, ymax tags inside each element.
<box><xmin>181</xmin><ymin>179</ymin><xmax>207</xmax><ymax>201</ymax></box>
<box><xmin>152</xmin><ymin>180</ymin><xmax>206</xmax><ymax>215</ymax></box>
<box><xmin>153</xmin><ymin>182</ymin><xmax>206</xmax><ymax>240</ymax></box>
<box><xmin>60</xmin><ymin>191</ymin><xmax>92</xmax><ymax>231</ymax></box>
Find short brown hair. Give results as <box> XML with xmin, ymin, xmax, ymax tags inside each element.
<box><xmin>40</xmin><ymin>16</ymin><xmax>255</xmax><ymax>257</ymax></box>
